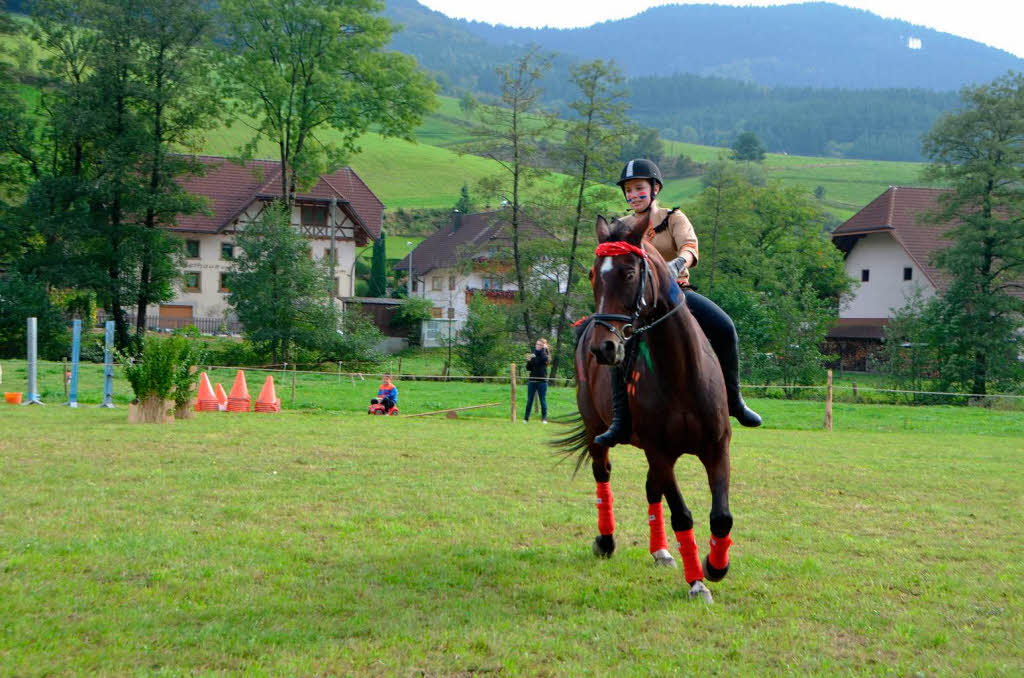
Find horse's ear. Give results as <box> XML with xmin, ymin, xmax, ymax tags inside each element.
<box><xmin>596</xmin><ymin>215</ymin><xmax>611</xmax><ymax>243</ymax></box>
<box><xmin>625</xmin><ymin>211</ymin><xmax>651</xmax><ymax>245</ymax></box>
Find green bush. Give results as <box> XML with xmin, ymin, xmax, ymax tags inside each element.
<box><xmin>0</xmin><ymin>273</ymin><xmax>69</xmax><ymax>360</ymax></box>
<box><xmin>456</xmin><ymin>296</ymin><xmax>517</xmax><ymax>376</ymax></box>
<box><xmin>119</xmin><ymin>335</ymin><xmax>191</xmax><ymax>401</ymax></box>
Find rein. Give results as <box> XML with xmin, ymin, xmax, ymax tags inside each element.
<box><xmin>590</xmin><ymin>241</ymin><xmax>686</xmax><ymax>373</ymax></box>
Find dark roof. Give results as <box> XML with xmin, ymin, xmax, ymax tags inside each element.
<box><xmin>395</xmin><ymin>210</ymin><xmax>549</xmax><ymax>276</ymax></box>
<box><xmin>827</xmin><ymin>317</ymin><xmax>888</xmax><ymax>340</ymax></box>
<box><xmin>831</xmin><ymin>186</ymin><xmax>954</xmax><ymax>291</ymax></box>
<box><xmin>171</xmin><ymin>156</ymin><xmax>383</xmax><ymax>244</ymax></box>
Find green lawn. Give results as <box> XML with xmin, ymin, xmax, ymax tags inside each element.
<box><xmin>1</xmin><ymin>389</ymin><xmax>1020</xmax><ymax>675</ymax></box>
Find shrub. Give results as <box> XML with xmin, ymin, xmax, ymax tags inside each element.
<box><xmin>456</xmin><ymin>296</ymin><xmax>516</xmax><ymax>376</ymax></box>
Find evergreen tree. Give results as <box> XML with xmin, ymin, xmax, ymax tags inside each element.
<box><xmin>368</xmin><ymin>232</ymin><xmax>388</xmax><ymax>298</ymax></box>
<box><xmin>454</xmin><ymin>183</ymin><xmax>475</xmax><ymax>214</ymax></box>
<box><xmin>920</xmin><ymin>72</ymin><xmax>1024</xmax><ymax>394</ymax></box>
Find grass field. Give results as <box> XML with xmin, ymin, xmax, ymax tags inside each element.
<box><xmin>1</xmin><ymin>377</ymin><xmax>1021</xmax><ymax>675</ymax></box>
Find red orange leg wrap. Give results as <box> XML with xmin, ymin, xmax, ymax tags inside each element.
<box><xmin>708</xmin><ymin>533</ymin><xmax>733</xmax><ymax>570</ymax></box>
<box><xmin>675</xmin><ymin>528</ymin><xmax>704</xmax><ymax>583</ymax></box>
<box><xmin>648</xmin><ymin>503</ymin><xmax>669</xmax><ymax>553</ymax></box>
<box><xmin>596</xmin><ymin>482</ymin><xmax>615</xmax><ymax>535</ymax></box>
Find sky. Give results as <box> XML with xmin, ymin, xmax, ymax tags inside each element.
<box><xmin>417</xmin><ymin>1</ymin><xmax>1024</xmax><ymax>59</ymax></box>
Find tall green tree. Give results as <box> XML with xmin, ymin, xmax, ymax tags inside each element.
<box><xmin>228</xmin><ymin>204</ymin><xmax>340</xmax><ymax>364</ymax></box>
<box><xmin>129</xmin><ymin>0</ymin><xmax>222</xmax><ymax>337</ymax></box>
<box><xmin>549</xmin><ymin>59</ymin><xmax>631</xmax><ymax>379</ymax></box>
<box><xmin>471</xmin><ymin>48</ymin><xmax>553</xmax><ymax>341</ymax></box>
<box><xmin>368</xmin><ymin>231</ymin><xmax>388</xmax><ymax>297</ymax></box>
<box><xmin>454</xmin><ymin>183</ymin><xmax>475</xmax><ymax>214</ymax></box>
<box><xmin>731</xmin><ymin>131</ymin><xmax>766</xmax><ymax>162</ymax></box>
<box><xmin>217</xmin><ymin>0</ymin><xmax>436</xmax><ymax>207</ymax></box>
<box><xmin>920</xmin><ymin>72</ymin><xmax>1024</xmax><ymax>394</ymax></box>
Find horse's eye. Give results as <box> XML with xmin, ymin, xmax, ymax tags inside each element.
<box><xmin>622</xmin><ymin>267</ymin><xmax>636</xmax><ymax>281</ymax></box>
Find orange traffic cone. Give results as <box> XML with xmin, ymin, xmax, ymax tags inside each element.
<box><xmin>196</xmin><ymin>372</ymin><xmax>219</xmax><ymax>412</ymax></box>
<box><xmin>227</xmin><ymin>370</ymin><xmax>251</xmax><ymax>412</ymax></box>
<box><xmin>255</xmin><ymin>375</ymin><xmax>280</xmax><ymax>413</ymax></box>
<box><xmin>214</xmin><ymin>383</ymin><xmax>228</xmax><ymax>411</ymax></box>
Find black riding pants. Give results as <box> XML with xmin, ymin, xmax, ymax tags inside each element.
<box><xmin>683</xmin><ymin>289</ymin><xmax>740</xmax><ymax>383</ymax></box>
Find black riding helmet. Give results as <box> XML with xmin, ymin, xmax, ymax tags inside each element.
<box><xmin>617</xmin><ymin>158</ymin><xmax>663</xmax><ymax>193</ymax></box>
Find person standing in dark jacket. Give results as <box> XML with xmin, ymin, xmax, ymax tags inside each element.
<box><xmin>524</xmin><ymin>338</ymin><xmax>550</xmax><ymax>424</ymax></box>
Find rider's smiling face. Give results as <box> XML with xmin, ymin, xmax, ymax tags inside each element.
<box><xmin>623</xmin><ymin>178</ymin><xmax>656</xmax><ymax>213</ymax></box>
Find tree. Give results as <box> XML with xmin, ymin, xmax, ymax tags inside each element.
<box><xmin>470</xmin><ymin>48</ymin><xmax>553</xmax><ymax>341</ymax></box>
<box><xmin>456</xmin><ymin>295</ymin><xmax>516</xmax><ymax>376</ymax></box>
<box><xmin>549</xmin><ymin>59</ymin><xmax>631</xmax><ymax>380</ymax></box>
<box><xmin>0</xmin><ymin>272</ymin><xmax>68</xmax><ymax>360</ymax></box>
<box><xmin>217</xmin><ymin>0</ymin><xmax>436</xmax><ymax>207</ymax></box>
<box><xmin>921</xmin><ymin>71</ymin><xmax>1024</xmax><ymax>395</ymax></box>
<box><xmin>731</xmin><ymin>131</ymin><xmax>766</xmax><ymax>162</ymax></box>
<box><xmin>368</xmin><ymin>232</ymin><xmax>388</xmax><ymax>297</ymax></box>
<box><xmin>458</xmin><ymin>91</ymin><xmax>478</xmax><ymax>119</ymax></box>
<box><xmin>621</xmin><ymin>127</ymin><xmax>663</xmax><ymax>163</ymax></box>
<box><xmin>228</xmin><ymin>204</ymin><xmax>340</xmax><ymax>363</ymax></box>
<box><xmin>454</xmin><ymin>183</ymin><xmax>475</xmax><ymax>214</ymax></box>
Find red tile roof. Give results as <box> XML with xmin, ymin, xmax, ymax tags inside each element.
<box><xmin>831</xmin><ymin>186</ymin><xmax>954</xmax><ymax>291</ymax></box>
<box><xmin>171</xmin><ymin>156</ymin><xmax>383</xmax><ymax>243</ymax></box>
<box><xmin>395</xmin><ymin>210</ymin><xmax>549</xmax><ymax>276</ymax></box>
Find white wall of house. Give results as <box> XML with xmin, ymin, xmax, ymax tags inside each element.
<box><xmin>148</xmin><ymin>201</ymin><xmax>360</xmax><ymax>321</ymax></box>
<box><xmin>419</xmin><ymin>267</ymin><xmax>515</xmax><ymax>322</ymax></box>
<box><xmin>840</xmin><ymin>232</ymin><xmax>936</xmax><ymax>319</ymax></box>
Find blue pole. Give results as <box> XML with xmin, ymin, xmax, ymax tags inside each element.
<box><xmin>99</xmin><ymin>320</ymin><xmax>115</xmax><ymax>408</ymax></box>
<box><xmin>23</xmin><ymin>317</ymin><xmax>44</xmax><ymax>405</ymax></box>
<box><xmin>65</xmin><ymin>319</ymin><xmax>81</xmax><ymax>407</ymax></box>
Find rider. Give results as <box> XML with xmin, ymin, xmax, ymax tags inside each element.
<box><xmin>594</xmin><ymin>158</ymin><xmax>762</xmax><ymax>447</ymax></box>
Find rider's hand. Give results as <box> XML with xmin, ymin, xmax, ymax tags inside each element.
<box><xmin>667</xmin><ymin>257</ymin><xmax>688</xmax><ymax>279</ymax></box>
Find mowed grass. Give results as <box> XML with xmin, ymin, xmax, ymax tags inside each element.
<box><xmin>1</xmin><ymin>361</ymin><xmax>1022</xmax><ymax>675</ymax></box>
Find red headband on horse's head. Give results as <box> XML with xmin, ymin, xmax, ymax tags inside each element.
<box><xmin>595</xmin><ymin>241</ymin><xmax>647</xmax><ymax>259</ymax></box>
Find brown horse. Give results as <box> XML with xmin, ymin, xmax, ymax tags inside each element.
<box><xmin>556</xmin><ymin>214</ymin><xmax>734</xmax><ymax>602</ymax></box>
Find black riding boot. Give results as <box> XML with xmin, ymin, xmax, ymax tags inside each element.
<box><xmin>719</xmin><ymin>346</ymin><xmax>762</xmax><ymax>428</ymax></box>
<box><xmin>594</xmin><ymin>367</ymin><xmax>632</xmax><ymax>447</ymax></box>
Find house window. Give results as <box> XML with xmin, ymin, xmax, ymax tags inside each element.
<box><xmin>448</xmin><ymin>275</ymin><xmax>456</xmax><ymax>290</ymax></box>
<box><xmin>219</xmin><ymin>272</ymin><xmax>232</xmax><ymax>293</ymax></box>
<box><xmin>185</xmin><ymin>239</ymin><xmax>200</xmax><ymax>259</ymax></box>
<box><xmin>412</xmin><ymin>278</ymin><xmax>418</xmax><ymax>293</ymax></box>
<box><xmin>432</xmin><ymin>277</ymin><xmax>442</xmax><ymax>291</ymax></box>
<box><xmin>184</xmin><ymin>271</ymin><xmax>201</xmax><ymax>292</ymax></box>
<box><xmin>301</xmin><ymin>205</ymin><xmax>327</xmax><ymax>226</ymax></box>
<box><xmin>482</xmin><ymin>276</ymin><xmax>502</xmax><ymax>290</ymax></box>
<box><xmin>322</xmin><ymin>248</ymin><xmax>337</xmax><ymax>264</ymax></box>
<box><xmin>903</xmin><ymin>267</ymin><xmax>913</xmax><ymax>281</ymax></box>
<box><xmin>431</xmin><ymin>306</ymin><xmax>443</xmax><ymax>318</ymax></box>
<box><xmin>221</xmin><ymin>242</ymin><xmax>234</xmax><ymax>260</ymax></box>
<box><xmin>861</xmin><ymin>269</ymin><xmax>870</xmax><ymax>282</ymax></box>
<box><xmin>447</xmin><ymin>307</ymin><xmax>455</xmax><ymax>319</ymax></box>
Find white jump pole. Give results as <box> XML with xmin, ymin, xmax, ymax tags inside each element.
<box><xmin>65</xmin><ymin>319</ymin><xmax>81</xmax><ymax>408</ymax></box>
<box><xmin>99</xmin><ymin>320</ymin><xmax>115</xmax><ymax>408</ymax></box>
<box><xmin>23</xmin><ymin>317</ymin><xmax>44</xmax><ymax>405</ymax></box>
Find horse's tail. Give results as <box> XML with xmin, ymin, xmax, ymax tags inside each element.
<box><xmin>548</xmin><ymin>413</ymin><xmax>592</xmax><ymax>477</ymax></box>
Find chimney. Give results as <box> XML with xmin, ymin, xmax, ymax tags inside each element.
<box><xmin>451</xmin><ymin>209</ymin><xmax>462</xmax><ymax>232</ymax></box>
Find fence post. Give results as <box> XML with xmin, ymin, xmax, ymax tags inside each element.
<box><xmin>99</xmin><ymin>320</ymin><xmax>115</xmax><ymax>408</ymax></box>
<box><xmin>24</xmin><ymin>317</ymin><xmax>43</xmax><ymax>405</ymax></box>
<box><xmin>65</xmin><ymin>319</ymin><xmax>81</xmax><ymax>408</ymax></box>
<box><xmin>510</xmin><ymin>362</ymin><xmax>517</xmax><ymax>423</ymax></box>
<box><xmin>63</xmin><ymin>357</ymin><xmax>69</xmax><ymax>399</ymax></box>
<box><xmin>291</xmin><ymin>364</ymin><xmax>297</xmax><ymax>404</ymax></box>
<box><xmin>823</xmin><ymin>369</ymin><xmax>833</xmax><ymax>431</ymax></box>
<box><xmin>337</xmin><ymin>361</ymin><xmax>342</xmax><ymax>383</ymax></box>
<box><xmin>852</xmin><ymin>381</ymin><xmax>859</xmax><ymax>402</ymax></box>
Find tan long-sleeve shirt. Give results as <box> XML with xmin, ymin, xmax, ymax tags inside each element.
<box><xmin>619</xmin><ymin>201</ymin><xmax>699</xmax><ymax>284</ymax></box>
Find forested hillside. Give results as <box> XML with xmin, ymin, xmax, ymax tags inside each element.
<box><xmin>453</xmin><ymin>1</ymin><xmax>1023</xmax><ymax>90</ymax></box>
<box><xmin>383</xmin><ymin>0</ymin><xmax>1016</xmax><ymax>161</ymax></box>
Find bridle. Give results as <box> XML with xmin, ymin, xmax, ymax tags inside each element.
<box><xmin>590</xmin><ymin>241</ymin><xmax>687</xmax><ymax>348</ymax></box>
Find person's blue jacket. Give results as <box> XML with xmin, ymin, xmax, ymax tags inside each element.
<box><xmin>377</xmin><ymin>383</ymin><xmax>398</xmax><ymax>403</ymax></box>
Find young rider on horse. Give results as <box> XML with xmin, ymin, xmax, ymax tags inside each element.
<box><xmin>594</xmin><ymin>159</ymin><xmax>762</xmax><ymax>447</ymax></box>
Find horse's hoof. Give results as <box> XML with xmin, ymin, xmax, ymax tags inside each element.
<box><xmin>688</xmin><ymin>580</ymin><xmax>713</xmax><ymax>604</ymax></box>
<box><xmin>651</xmin><ymin>549</ymin><xmax>677</xmax><ymax>567</ymax></box>
<box><xmin>592</xmin><ymin>534</ymin><xmax>615</xmax><ymax>558</ymax></box>
<box><xmin>702</xmin><ymin>555</ymin><xmax>730</xmax><ymax>582</ymax></box>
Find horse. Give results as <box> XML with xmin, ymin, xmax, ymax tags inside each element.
<box><xmin>555</xmin><ymin>214</ymin><xmax>734</xmax><ymax>603</ymax></box>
